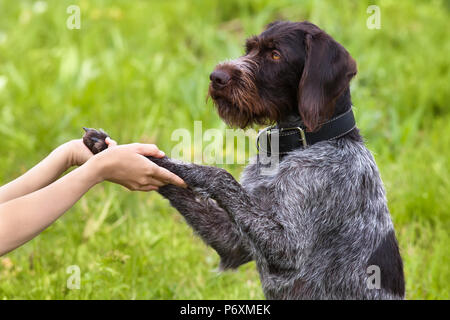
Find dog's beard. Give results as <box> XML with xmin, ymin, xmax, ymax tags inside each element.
<box><xmin>208</xmin><ymin>59</ymin><xmax>280</xmax><ymax>128</ymax></box>
<box><xmin>208</xmin><ymin>87</ymin><xmax>257</xmax><ymax>129</ymax></box>
<box><xmin>208</xmin><ymin>87</ymin><xmax>282</xmax><ymax>129</ymax></box>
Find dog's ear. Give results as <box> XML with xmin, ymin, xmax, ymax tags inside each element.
<box><xmin>298</xmin><ymin>32</ymin><xmax>357</xmax><ymax>132</ymax></box>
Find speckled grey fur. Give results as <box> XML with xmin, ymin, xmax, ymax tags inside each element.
<box><xmin>150</xmin><ymin>135</ymin><xmax>404</xmax><ymax>300</ymax></box>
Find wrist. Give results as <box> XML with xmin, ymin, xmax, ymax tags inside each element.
<box><xmin>51</xmin><ymin>143</ymin><xmax>73</xmax><ymax>172</ymax></box>
<box><xmin>83</xmin><ymin>153</ymin><xmax>107</xmax><ymax>185</ymax></box>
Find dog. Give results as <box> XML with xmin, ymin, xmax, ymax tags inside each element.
<box><xmin>83</xmin><ymin>21</ymin><xmax>405</xmax><ymax>299</ymax></box>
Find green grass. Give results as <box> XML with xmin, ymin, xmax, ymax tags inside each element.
<box><xmin>0</xmin><ymin>0</ymin><xmax>448</xmax><ymax>299</ymax></box>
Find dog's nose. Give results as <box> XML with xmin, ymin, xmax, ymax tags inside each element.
<box><xmin>210</xmin><ymin>70</ymin><xmax>231</xmax><ymax>87</ymax></box>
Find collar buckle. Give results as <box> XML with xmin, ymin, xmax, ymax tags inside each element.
<box><xmin>256</xmin><ymin>126</ymin><xmax>272</xmax><ymax>152</ymax></box>
<box><xmin>257</xmin><ymin>126</ymin><xmax>308</xmax><ymax>153</ymax></box>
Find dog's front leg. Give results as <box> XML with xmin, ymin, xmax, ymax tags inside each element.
<box><xmin>81</xmin><ymin>128</ymin><xmax>253</xmax><ymax>269</ymax></box>
<box><xmin>148</xmin><ymin>157</ymin><xmax>296</xmax><ymax>270</ymax></box>
<box><xmin>156</xmin><ymin>183</ymin><xmax>253</xmax><ymax>270</ymax></box>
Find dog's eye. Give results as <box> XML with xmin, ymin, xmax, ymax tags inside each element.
<box><xmin>271</xmin><ymin>50</ymin><xmax>281</xmax><ymax>60</ymax></box>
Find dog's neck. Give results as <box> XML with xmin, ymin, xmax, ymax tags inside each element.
<box><xmin>277</xmin><ymin>88</ymin><xmax>362</xmax><ymax>142</ymax></box>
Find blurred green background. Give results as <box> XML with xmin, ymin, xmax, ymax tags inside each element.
<box><xmin>0</xmin><ymin>0</ymin><xmax>448</xmax><ymax>299</ymax></box>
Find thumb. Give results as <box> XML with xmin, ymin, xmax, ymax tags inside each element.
<box><xmin>136</xmin><ymin>144</ymin><xmax>165</xmax><ymax>158</ymax></box>
<box><xmin>105</xmin><ymin>137</ymin><xmax>117</xmax><ymax>148</ymax></box>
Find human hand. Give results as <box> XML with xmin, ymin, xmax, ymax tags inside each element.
<box><xmin>61</xmin><ymin>139</ymin><xmax>95</xmax><ymax>168</ymax></box>
<box><xmin>62</xmin><ymin>130</ymin><xmax>117</xmax><ymax>168</ymax></box>
<box><xmin>88</xmin><ymin>142</ymin><xmax>186</xmax><ymax>191</ymax></box>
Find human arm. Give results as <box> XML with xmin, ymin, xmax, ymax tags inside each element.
<box><xmin>0</xmin><ymin>139</ymin><xmax>92</xmax><ymax>204</ymax></box>
<box><xmin>0</xmin><ymin>142</ymin><xmax>185</xmax><ymax>256</ymax></box>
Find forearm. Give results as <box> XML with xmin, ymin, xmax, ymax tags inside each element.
<box><xmin>200</xmin><ymin>177</ymin><xmax>301</xmax><ymax>268</ymax></box>
<box><xmin>0</xmin><ymin>144</ymin><xmax>71</xmax><ymax>204</ymax></box>
<box><xmin>0</xmin><ymin>160</ymin><xmax>100</xmax><ymax>256</ymax></box>
<box><xmin>158</xmin><ymin>184</ymin><xmax>253</xmax><ymax>269</ymax></box>
<box><xmin>157</xmin><ymin>160</ymin><xmax>293</xmax><ymax>263</ymax></box>
<box><xmin>148</xmin><ymin>157</ymin><xmax>286</xmax><ymax>258</ymax></box>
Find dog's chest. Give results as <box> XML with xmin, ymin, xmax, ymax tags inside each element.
<box><xmin>240</xmin><ymin>163</ymin><xmax>278</xmax><ymax>208</ymax></box>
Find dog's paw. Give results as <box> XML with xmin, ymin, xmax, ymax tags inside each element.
<box><xmin>82</xmin><ymin>127</ymin><xmax>109</xmax><ymax>154</ymax></box>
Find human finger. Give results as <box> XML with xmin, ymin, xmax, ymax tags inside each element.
<box><xmin>134</xmin><ymin>143</ymin><xmax>165</xmax><ymax>158</ymax></box>
<box><xmin>105</xmin><ymin>137</ymin><xmax>117</xmax><ymax>148</ymax></box>
<box><xmin>151</xmin><ymin>165</ymin><xmax>186</xmax><ymax>188</ymax></box>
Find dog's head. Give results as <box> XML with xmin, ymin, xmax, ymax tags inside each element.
<box><xmin>208</xmin><ymin>21</ymin><xmax>357</xmax><ymax>131</ymax></box>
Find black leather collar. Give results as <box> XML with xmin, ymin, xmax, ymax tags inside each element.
<box><xmin>257</xmin><ymin>107</ymin><xmax>356</xmax><ymax>156</ymax></box>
